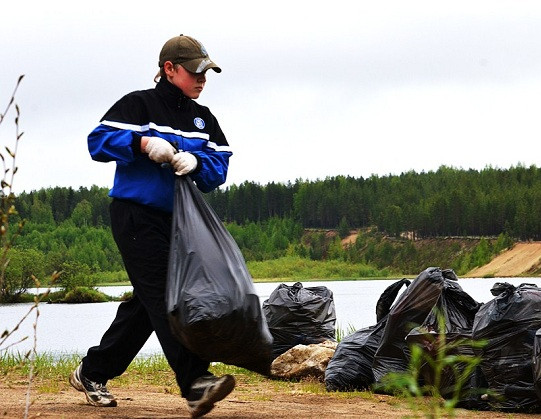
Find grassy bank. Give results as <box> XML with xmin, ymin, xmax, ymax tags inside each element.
<box><xmin>246</xmin><ymin>256</ymin><xmax>393</xmax><ymax>281</ymax></box>
<box><xmin>97</xmin><ymin>256</ymin><xmax>397</xmax><ymax>287</ymax></box>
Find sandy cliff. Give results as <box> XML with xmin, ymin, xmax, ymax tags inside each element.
<box><xmin>467</xmin><ymin>242</ymin><xmax>541</xmax><ymax>277</ymax></box>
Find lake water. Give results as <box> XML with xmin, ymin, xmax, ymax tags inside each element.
<box><xmin>2</xmin><ymin>277</ymin><xmax>541</xmax><ymax>358</ymax></box>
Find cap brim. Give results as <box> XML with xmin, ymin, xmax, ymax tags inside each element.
<box><xmin>180</xmin><ymin>58</ymin><xmax>222</xmax><ymax>74</ymax></box>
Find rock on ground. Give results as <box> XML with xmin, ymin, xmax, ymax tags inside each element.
<box><xmin>270</xmin><ymin>340</ymin><xmax>338</xmax><ymax>380</ymax></box>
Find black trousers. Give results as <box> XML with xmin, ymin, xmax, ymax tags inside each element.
<box><xmin>81</xmin><ymin>199</ymin><xmax>210</xmax><ymax>397</ymax></box>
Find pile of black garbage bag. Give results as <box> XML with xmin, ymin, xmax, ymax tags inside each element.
<box><xmin>324</xmin><ymin>267</ymin><xmax>541</xmax><ymax>413</ymax></box>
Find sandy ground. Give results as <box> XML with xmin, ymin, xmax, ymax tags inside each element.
<box><xmin>1</xmin><ymin>384</ymin><xmax>401</xmax><ymax>419</ymax></box>
<box><xmin>2</xmin><ymin>378</ymin><xmax>541</xmax><ymax>419</ymax></box>
<box><xmin>468</xmin><ymin>241</ymin><xmax>541</xmax><ymax>277</ymax></box>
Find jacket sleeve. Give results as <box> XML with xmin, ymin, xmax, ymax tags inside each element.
<box><xmin>87</xmin><ymin>94</ymin><xmax>146</xmax><ymax>164</ymax></box>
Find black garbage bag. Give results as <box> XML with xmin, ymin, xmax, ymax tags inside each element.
<box><xmin>404</xmin><ymin>281</ymin><xmax>485</xmax><ymax>409</ymax></box>
<box><xmin>533</xmin><ymin>328</ymin><xmax>541</xmax><ymax>400</ymax></box>
<box><xmin>324</xmin><ymin>278</ymin><xmax>410</xmax><ymax>392</ymax></box>
<box><xmin>472</xmin><ymin>282</ymin><xmax>541</xmax><ymax>412</ymax></box>
<box><xmin>166</xmin><ymin>177</ymin><xmax>273</xmax><ymax>376</ymax></box>
<box><xmin>262</xmin><ymin>282</ymin><xmax>336</xmax><ymax>358</ymax></box>
<box><xmin>325</xmin><ymin>321</ymin><xmax>386</xmax><ymax>392</ymax></box>
<box><xmin>372</xmin><ymin>267</ymin><xmax>477</xmax><ymax>383</ymax></box>
<box><xmin>376</xmin><ymin>278</ymin><xmax>412</xmax><ymax>322</ymax></box>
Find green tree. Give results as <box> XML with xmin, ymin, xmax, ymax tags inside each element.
<box><xmin>30</xmin><ymin>200</ymin><xmax>54</xmax><ymax>224</ymax></box>
<box><xmin>71</xmin><ymin>199</ymin><xmax>92</xmax><ymax>227</ymax></box>
<box><xmin>58</xmin><ymin>261</ymin><xmax>96</xmax><ymax>291</ymax></box>
<box><xmin>1</xmin><ymin>248</ymin><xmax>45</xmax><ymax>302</ymax></box>
<box><xmin>337</xmin><ymin>216</ymin><xmax>350</xmax><ymax>239</ymax></box>
<box><xmin>327</xmin><ymin>236</ymin><xmax>345</xmax><ymax>260</ymax></box>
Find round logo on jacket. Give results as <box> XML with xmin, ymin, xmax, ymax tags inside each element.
<box><xmin>194</xmin><ymin>117</ymin><xmax>205</xmax><ymax>129</ymax></box>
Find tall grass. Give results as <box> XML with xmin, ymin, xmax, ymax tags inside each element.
<box><xmin>0</xmin><ymin>352</ymin><xmax>264</xmax><ymax>387</ymax></box>
<box><xmin>246</xmin><ymin>256</ymin><xmax>391</xmax><ymax>281</ymax></box>
<box><xmin>335</xmin><ymin>323</ymin><xmax>357</xmax><ymax>342</ymax></box>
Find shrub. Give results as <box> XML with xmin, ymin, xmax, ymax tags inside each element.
<box><xmin>62</xmin><ymin>286</ymin><xmax>109</xmax><ymax>303</ymax></box>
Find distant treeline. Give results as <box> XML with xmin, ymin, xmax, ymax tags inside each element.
<box><xmin>15</xmin><ymin>164</ymin><xmax>541</xmax><ymax>239</ymax></box>
<box><xmin>207</xmin><ymin>164</ymin><xmax>541</xmax><ymax>239</ymax></box>
<box><xmin>3</xmin><ymin>165</ymin><xmax>528</xmax><ymax>299</ymax></box>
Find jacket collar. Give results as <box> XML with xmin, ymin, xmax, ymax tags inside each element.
<box><xmin>156</xmin><ymin>77</ymin><xmax>189</xmax><ymax>109</ymax></box>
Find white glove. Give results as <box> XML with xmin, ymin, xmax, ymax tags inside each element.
<box><xmin>172</xmin><ymin>151</ymin><xmax>197</xmax><ymax>176</ymax></box>
<box><xmin>144</xmin><ymin>137</ymin><xmax>176</xmax><ymax>163</ymax></box>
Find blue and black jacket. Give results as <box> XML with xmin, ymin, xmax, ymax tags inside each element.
<box><xmin>88</xmin><ymin>77</ymin><xmax>231</xmax><ymax>213</ymax></box>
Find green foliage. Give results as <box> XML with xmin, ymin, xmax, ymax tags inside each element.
<box><xmin>5</xmin><ymin>216</ymin><xmax>515</xmax><ymax>288</ymax></box>
<box><xmin>494</xmin><ymin>232</ymin><xmax>513</xmax><ymax>253</ymax></box>
<box><xmin>58</xmin><ymin>261</ymin><xmax>96</xmax><ymax>291</ymax></box>
<box><xmin>307</xmin><ymin>232</ymin><xmax>327</xmax><ymax>260</ymax></box>
<box><xmin>29</xmin><ymin>199</ymin><xmax>54</xmax><ymax>224</ymax></box>
<box><xmin>16</xmin><ymin>185</ymin><xmax>111</xmax><ymax>227</ymax></box>
<box><xmin>470</xmin><ymin>237</ymin><xmax>492</xmax><ymax>268</ymax></box>
<box><xmin>92</xmin><ymin>270</ymin><xmax>128</xmax><ymax>284</ymax></box>
<box><xmin>62</xmin><ymin>286</ymin><xmax>109</xmax><ymax>303</ymax></box>
<box><xmin>14</xmin><ymin>221</ymin><xmax>123</xmax><ymax>275</ymax></box>
<box><xmin>337</xmin><ymin>216</ymin><xmax>350</xmax><ymax>239</ymax></box>
<box><xmin>71</xmin><ymin>199</ymin><xmax>92</xmax><ymax>227</ymax></box>
<box><xmin>349</xmin><ymin>231</ymin><xmax>513</xmax><ymax>276</ymax></box>
<box><xmin>1</xmin><ymin>248</ymin><xmax>45</xmax><ymax>302</ymax></box>
<box><xmin>246</xmin><ymin>256</ymin><xmax>390</xmax><ymax>280</ymax></box>
<box><xmin>335</xmin><ymin>323</ymin><xmax>357</xmax><ymax>342</ymax></box>
<box><xmin>327</xmin><ymin>236</ymin><xmax>345</xmax><ymax>260</ymax></box>
<box><xmin>204</xmin><ymin>180</ymin><xmax>296</xmax><ymax>224</ymax></box>
<box><xmin>118</xmin><ymin>290</ymin><xmax>133</xmax><ymax>301</ymax></box>
<box><xmin>226</xmin><ymin>217</ymin><xmax>303</xmax><ymax>261</ymax></box>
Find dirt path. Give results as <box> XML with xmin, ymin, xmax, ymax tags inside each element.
<box><xmin>2</xmin><ymin>379</ymin><xmax>541</xmax><ymax>419</ymax></box>
<box><xmin>467</xmin><ymin>242</ymin><xmax>541</xmax><ymax>277</ymax></box>
<box><xmin>1</xmin><ymin>385</ymin><xmax>398</xmax><ymax>419</ymax></box>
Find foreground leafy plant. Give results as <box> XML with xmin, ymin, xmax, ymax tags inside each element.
<box><xmin>379</xmin><ymin>312</ymin><xmax>486</xmax><ymax>418</ymax></box>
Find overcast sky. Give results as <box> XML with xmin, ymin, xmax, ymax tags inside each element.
<box><xmin>2</xmin><ymin>0</ymin><xmax>541</xmax><ymax>194</ymax></box>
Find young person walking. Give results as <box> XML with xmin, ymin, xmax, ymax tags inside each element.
<box><xmin>69</xmin><ymin>34</ymin><xmax>234</xmax><ymax>418</ymax></box>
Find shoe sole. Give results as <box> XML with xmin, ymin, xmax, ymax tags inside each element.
<box><xmin>69</xmin><ymin>367</ymin><xmax>117</xmax><ymax>407</ymax></box>
<box><xmin>190</xmin><ymin>375</ymin><xmax>235</xmax><ymax>418</ymax></box>
<box><xmin>82</xmin><ymin>392</ymin><xmax>118</xmax><ymax>408</ymax></box>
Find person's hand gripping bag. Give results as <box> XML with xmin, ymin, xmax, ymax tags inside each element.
<box><xmin>166</xmin><ymin>176</ymin><xmax>273</xmax><ymax>375</ymax></box>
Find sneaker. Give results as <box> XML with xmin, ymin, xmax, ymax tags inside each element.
<box><xmin>69</xmin><ymin>363</ymin><xmax>117</xmax><ymax>407</ymax></box>
<box><xmin>186</xmin><ymin>374</ymin><xmax>235</xmax><ymax>418</ymax></box>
